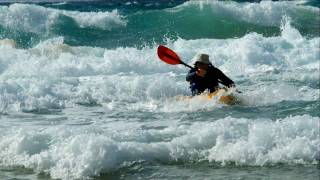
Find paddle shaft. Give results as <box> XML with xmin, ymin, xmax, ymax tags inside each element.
<box><xmin>180</xmin><ymin>61</ymin><xmax>194</xmax><ymax>69</ymax></box>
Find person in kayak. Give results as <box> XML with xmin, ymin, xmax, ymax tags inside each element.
<box><xmin>186</xmin><ymin>54</ymin><xmax>235</xmax><ymax>96</ymax></box>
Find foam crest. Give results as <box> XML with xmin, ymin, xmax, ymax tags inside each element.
<box><xmin>62</xmin><ymin>9</ymin><xmax>126</xmax><ymax>30</ymax></box>
<box><xmin>0</xmin><ymin>38</ymin><xmax>185</xmax><ymax>112</ymax></box>
<box><xmin>0</xmin><ymin>3</ymin><xmax>126</xmax><ymax>34</ymax></box>
<box><xmin>281</xmin><ymin>16</ymin><xmax>304</xmax><ymax>44</ymax></box>
<box><xmin>172</xmin><ymin>19</ymin><xmax>319</xmax><ymax>75</ymax></box>
<box><xmin>237</xmin><ymin>83</ymin><xmax>319</xmax><ymax>106</ymax></box>
<box><xmin>0</xmin><ymin>115</ymin><xmax>318</xmax><ymax>179</ymax></box>
<box><xmin>207</xmin><ymin>115</ymin><xmax>320</xmax><ymax>165</ymax></box>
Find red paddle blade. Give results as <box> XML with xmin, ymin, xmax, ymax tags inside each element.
<box><xmin>157</xmin><ymin>45</ymin><xmax>182</xmax><ymax>65</ymax></box>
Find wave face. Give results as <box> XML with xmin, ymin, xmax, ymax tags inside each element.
<box><xmin>0</xmin><ymin>0</ymin><xmax>319</xmax><ymax>180</ymax></box>
<box><xmin>0</xmin><ymin>3</ymin><xmax>126</xmax><ymax>47</ymax></box>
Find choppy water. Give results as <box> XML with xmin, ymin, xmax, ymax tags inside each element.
<box><xmin>0</xmin><ymin>0</ymin><xmax>319</xmax><ymax>179</ymax></box>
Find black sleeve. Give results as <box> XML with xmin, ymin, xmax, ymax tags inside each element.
<box><xmin>215</xmin><ymin>68</ymin><xmax>235</xmax><ymax>87</ymax></box>
<box><xmin>186</xmin><ymin>69</ymin><xmax>197</xmax><ymax>82</ymax></box>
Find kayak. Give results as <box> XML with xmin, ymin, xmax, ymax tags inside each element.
<box><xmin>207</xmin><ymin>88</ymin><xmax>237</xmax><ymax>105</ymax></box>
<box><xmin>176</xmin><ymin>88</ymin><xmax>237</xmax><ymax>105</ymax></box>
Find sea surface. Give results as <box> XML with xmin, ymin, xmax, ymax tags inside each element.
<box><xmin>0</xmin><ymin>0</ymin><xmax>319</xmax><ymax>179</ymax></box>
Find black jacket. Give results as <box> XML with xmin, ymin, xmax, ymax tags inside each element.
<box><xmin>186</xmin><ymin>65</ymin><xmax>234</xmax><ymax>94</ymax></box>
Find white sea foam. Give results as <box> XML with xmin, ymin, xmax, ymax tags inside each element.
<box><xmin>0</xmin><ymin>20</ymin><xmax>319</xmax><ymax>113</ymax></box>
<box><xmin>0</xmin><ymin>115</ymin><xmax>318</xmax><ymax>179</ymax></box>
<box><xmin>173</xmin><ymin>18</ymin><xmax>319</xmax><ymax>76</ymax></box>
<box><xmin>238</xmin><ymin>83</ymin><xmax>319</xmax><ymax>106</ymax></box>
<box><xmin>0</xmin><ymin>3</ymin><xmax>126</xmax><ymax>34</ymax></box>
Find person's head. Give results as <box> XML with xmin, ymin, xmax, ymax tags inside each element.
<box><xmin>194</xmin><ymin>54</ymin><xmax>211</xmax><ymax>69</ymax></box>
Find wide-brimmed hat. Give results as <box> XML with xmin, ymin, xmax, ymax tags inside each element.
<box><xmin>195</xmin><ymin>54</ymin><xmax>211</xmax><ymax>64</ymax></box>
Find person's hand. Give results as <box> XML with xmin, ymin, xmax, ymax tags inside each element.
<box><xmin>196</xmin><ymin>68</ymin><xmax>207</xmax><ymax>77</ymax></box>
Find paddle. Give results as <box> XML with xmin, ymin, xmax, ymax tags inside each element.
<box><xmin>157</xmin><ymin>45</ymin><xmax>193</xmax><ymax>69</ymax></box>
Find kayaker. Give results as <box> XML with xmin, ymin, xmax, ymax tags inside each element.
<box><xmin>186</xmin><ymin>54</ymin><xmax>235</xmax><ymax>96</ymax></box>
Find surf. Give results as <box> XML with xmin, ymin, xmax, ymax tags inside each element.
<box><xmin>0</xmin><ymin>1</ymin><xmax>319</xmax><ymax>179</ymax></box>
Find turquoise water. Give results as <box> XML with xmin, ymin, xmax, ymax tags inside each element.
<box><xmin>1</xmin><ymin>0</ymin><xmax>319</xmax><ymax>48</ymax></box>
<box><xmin>0</xmin><ymin>0</ymin><xmax>319</xmax><ymax>179</ymax></box>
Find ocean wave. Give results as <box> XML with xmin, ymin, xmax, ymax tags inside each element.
<box><xmin>0</xmin><ymin>3</ymin><xmax>126</xmax><ymax>34</ymax></box>
<box><xmin>0</xmin><ymin>115</ymin><xmax>318</xmax><ymax>179</ymax></box>
<box><xmin>178</xmin><ymin>0</ymin><xmax>319</xmax><ymax>27</ymax></box>
<box><xmin>0</xmin><ymin>20</ymin><xmax>319</xmax><ymax>113</ymax></box>
<box><xmin>1</xmin><ymin>1</ymin><xmax>318</xmax><ymax>48</ymax></box>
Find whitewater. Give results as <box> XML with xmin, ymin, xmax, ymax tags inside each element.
<box><xmin>0</xmin><ymin>1</ymin><xmax>319</xmax><ymax>179</ymax></box>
